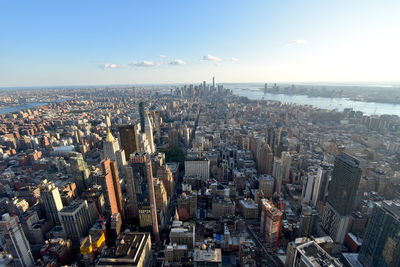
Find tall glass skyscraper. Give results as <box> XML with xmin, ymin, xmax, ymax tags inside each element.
<box><xmin>359</xmin><ymin>200</ymin><xmax>400</xmax><ymax>267</ymax></box>
<box><xmin>327</xmin><ymin>153</ymin><xmax>362</xmax><ymax>216</ymax></box>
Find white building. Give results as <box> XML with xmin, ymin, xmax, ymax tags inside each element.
<box><xmin>40</xmin><ymin>181</ymin><xmax>64</xmax><ymax>224</ymax></box>
<box><xmin>0</xmin><ymin>213</ymin><xmax>34</xmax><ymax>267</ymax></box>
<box><xmin>185</xmin><ymin>158</ymin><xmax>210</xmax><ymax>181</ymax></box>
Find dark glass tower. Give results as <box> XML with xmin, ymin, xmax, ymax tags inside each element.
<box><xmin>118</xmin><ymin>124</ymin><xmax>137</xmax><ymax>161</ymax></box>
<box><xmin>127</xmin><ymin>152</ymin><xmax>159</xmax><ymax>242</ymax></box>
<box><xmin>327</xmin><ymin>153</ymin><xmax>362</xmax><ymax>216</ymax></box>
<box><xmin>359</xmin><ymin>200</ymin><xmax>400</xmax><ymax>267</ymax></box>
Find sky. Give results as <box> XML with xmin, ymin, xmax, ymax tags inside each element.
<box><xmin>1</xmin><ymin>0</ymin><xmax>400</xmax><ymax>87</ymax></box>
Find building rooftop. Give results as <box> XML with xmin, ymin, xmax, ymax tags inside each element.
<box><xmin>97</xmin><ymin>232</ymin><xmax>150</xmax><ymax>266</ymax></box>
<box><xmin>193</xmin><ymin>248</ymin><xmax>222</xmax><ymax>263</ymax></box>
<box><xmin>59</xmin><ymin>200</ymin><xmax>85</xmax><ymax>214</ymax></box>
<box><xmin>296</xmin><ymin>241</ymin><xmax>342</xmax><ymax>267</ymax></box>
<box><xmin>382</xmin><ymin>199</ymin><xmax>400</xmax><ymax>218</ymax></box>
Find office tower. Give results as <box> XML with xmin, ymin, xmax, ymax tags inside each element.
<box><xmin>212</xmin><ymin>76</ymin><xmax>215</xmax><ymax>90</ymax></box>
<box><xmin>273</xmin><ymin>157</ymin><xmax>283</xmax><ymax>193</ymax></box>
<box><xmin>264</xmin><ymin>83</ymin><xmax>268</xmax><ymax>94</ymax></box>
<box><xmin>358</xmin><ymin>200</ymin><xmax>400</xmax><ymax>267</ymax></box>
<box><xmin>157</xmin><ymin>165</ymin><xmax>174</xmax><ymax>199</ymax></box>
<box><xmin>40</xmin><ymin>181</ymin><xmax>64</xmax><ymax>224</ymax></box>
<box><xmin>70</xmin><ymin>153</ymin><xmax>91</xmax><ymax>194</ymax></box>
<box><xmin>101</xmin><ymin>159</ymin><xmax>124</xmax><ymax>219</ymax></box>
<box><xmin>58</xmin><ymin>200</ymin><xmax>93</xmax><ymax>246</ymax></box>
<box><xmin>103</xmin><ymin>129</ymin><xmax>119</xmax><ymax>161</ymax></box>
<box><xmin>202</xmin><ymin>81</ymin><xmax>206</xmax><ymax>91</ymax></box>
<box><xmin>311</xmin><ymin>165</ymin><xmax>332</xmax><ymax>206</ymax></box>
<box><xmin>258</xmin><ymin>175</ymin><xmax>274</xmax><ymax>198</ymax></box>
<box><xmin>299</xmin><ymin>205</ymin><xmax>319</xmax><ymax>237</ymax></box>
<box><xmin>0</xmin><ymin>213</ymin><xmax>34</xmax><ymax>267</ymax></box>
<box><xmin>125</xmin><ymin>152</ymin><xmax>159</xmax><ymax>242</ymax></box>
<box><xmin>154</xmin><ymin>178</ymin><xmax>168</xmax><ymax>212</ymax></box>
<box><xmin>118</xmin><ymin>125</ymin><xmax>138</xmax><ymax>161</ymax></box>
<box><xmin>327</xmin><ymin>153</ymin><xmax>362</xmax><ymax>215</ymax></box>
<box><xmin>260</xmin><ymin>199</ymin><xmax>282</xmax><ymax>246</ymax></box>
<box><xmin>184</xmin><ymin>158</ymin><xmax>210</xmax><ymax>181</ymax></box>
<box><xmin>96</xmin><ymin>232</ymin><xmax>152</xmax><ymax>267</ymax></box>
<box><xmin>267</xmin><ymin>127</ymin><xmax>275</xmax><ymax>152</ymax></box>
<box><xmin>281</xmin><ymin>151</ymin><xmax>292</xmax><ymax>183</ymax></box>
<box><xmin>322</xmin><ymin>153</ymin><xmax>362</xmax><ymax>243</ymax></box>
<box><xmin>138</xmin><ymin>102</ymin><xmax>156</xmax><ymax>154</ymax></box>
<box><xmin>257</xmin><ymin>143</ymin><xmax>274</xmax><ymax>175</ymax></box>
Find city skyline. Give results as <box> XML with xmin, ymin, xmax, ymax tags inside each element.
<box><xmin>1</xmin><ymin>1</ymin><xmax>400</xmax><ymax>87</ymax></box>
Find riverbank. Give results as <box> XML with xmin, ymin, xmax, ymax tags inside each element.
<box><xmin>230</xmin><ymin>87</ymin><xmax>400</xmax><ymax>116</ymax></box>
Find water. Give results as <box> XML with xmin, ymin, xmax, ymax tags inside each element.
<box><xmin>0</xmin><ymin>102</ymin><xmax>48</xmax><ymax>114</ymax></box>
<box><xmin>229</xmin><ymin>85</ymin><xmax>400</xmax><ymax>116</ymax></box>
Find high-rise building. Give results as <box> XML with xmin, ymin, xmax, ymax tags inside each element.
<box><xmin>311</xmin><ymin>165</ymin><xmax>332</xmax><ymax>207</ymax></box>
<box><xmin>138</xmin><ymin>102</ymin><xmax>156</xmax><ymax>154</ymax></box>
<box><xmin>327</xmin><ymin>153</ymin><xmax>362</xmax><ymax>216</ymax></box>
<box><xmin>0</xmin><ymin>213</ymin><xmax>35</xmax><ymax>267</ymax></box>
<box><xmin>58</xmin><ymin>200</ymin><xmax>94</xmax><ymax>246</ymax></box>
<box><xmin>153</xmin><ymin>178</ymin><xmax>168</xmax><ymax>228</ymax></box>
<box><xmin>103</xmin><ymin>129</ymin><xmax>126</xmax><ymax>172</ymax></box>
<box><xmin>40</xmin><ymin>181</ymin><xmax>64</xmax><ymax>224</ymax></box>
<box><xmin>125</xmin><ymin>152</ymin><xmax>159</xmax><ymax>242</ymax></box>
<box><xmin>101</xmin><ymin>159</ymin><xmax>124</xmax><ymax>219</ymax></box>
<box><xmin>322</xmin><ymin>153</ymin><xmax>362</xmax><ymax>243</ymax></box>
<box><xmin>259</xmin><ymin>143</ymin><xmax>274</xmax><ymax>175</ymax></box>
<box><xmin>358</xmin><ymin>200</ymin><xmax>400</xmax><ymax>267</ymax></box>
<box><xmin>281</xmin><ymin>151</ymin><xmax>292</xmax><ymax>183</ymax></box>
<box><xmin>118</xmin><ymin>125</ymin><xmax>138</xmax><ymax>161</ymax></box>
<box><xmin>260</xmin><ymin>199</ymin><xmax>282</xmax><ymax>246</ymax></box>
<box><xmin>273</xmin><ymin>157</ymin><xmax>284</xmax><ymax>193</ymax></box>
<box><xmin>258</xmin><ymin>175</ymin><xmax>274</xmax><ymax>198</ymax></box>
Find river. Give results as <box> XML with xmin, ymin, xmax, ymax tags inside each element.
<box><xmin>229</xmin><ymin>85</ymin><xmax>400</xmax><ymax>116</ymax></box>
<box><xmin>0</xmin><ymin>102</ymin><xmax>49</xmax><ymax>115</ymax></box>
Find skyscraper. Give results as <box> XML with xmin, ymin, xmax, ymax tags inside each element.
<box><xmin>101</xmin><ymin>159</ymin><xmax>124</xmax><ymax>219</ymax></box>
<box><xmin>138</xmin><ymin>102</ymin><xmax>156</xmax><ymax>154</ymax></box>
<box><xmin>118</xmin><ymin>125</ymin><xmax>138</xmax><ymax>161</ymax></box>
<box><xmin>327</xmin><ymin>153</ymin><xmax>362</xmax><ymax>216</ymax></box>
<box><xmin>359</xmin><ymin>200</ymin><xmax>400</xmax><ymax>267</ymax></box>
<box><xmin>58</xmin><ymin>200</ymin><xmax>94</xmax><ymax>246</ymax></box>
<box><xmin>125</xmin><ymin>152</ymin><xmax>159</xmax><ymax>242</ymax></box>
<box><xmin>103</xmin><ymin>129</ymin><xmax>120</xmax><ymax>161</ymax></box>
<box><xmin>0</xmin><ymin>213</ymin><xmax>34</xmax><ymax>267</ymax></box>
<box><xmin>322</xmin><ymin>153</ymin><xmax>362</xmax><ymax>243</ymax></box>
<box><xmin>260</xmin><ymin>199</ymin><xmax>282</xmax><ymax>246</ymax></box>
<box><xmin>40</xmin><ymin>181</ymin><xmax>64</xmax><ymax>224</ymax></box>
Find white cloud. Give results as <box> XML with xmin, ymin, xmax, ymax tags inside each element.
<box><xmin>131</xmin><ymin>61</ymin><xmax>162</xmax><ymax>67</ymax></box>
<box><xmin>169</xmin><ymin>59</ymin><xmax>187</xmax><ymax>65</ymax></box>
<box><xmin>229</xmin><ymin>57</ymin><xmax>239</xmax><ymax>62</ymax></box>
<box><xmin>294</xmin><ymin>39</ymin><xmax>307</xmax><ymax>45</ymax></box>
<box><xmin>201</xmin><ymin>54</ymin><xmax>222</xmax><ymax>62</ymax></box>
<box><xmin>285</xmin><ymin>39</ymin><xmax>308</xmax><ymax>47</ymax></box>
<box><xmin>100</xmin><ymin>63</ymin><xmax>120</xmax><ymax>70</ymax></box>
<box><xmin>159</xmin><ymin>55</ymin><xmax>166</xmax><ymax>58</ymax></box>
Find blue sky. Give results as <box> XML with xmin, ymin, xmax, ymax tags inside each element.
<box><xmin>1</xmin><ymin>0</ymin><xmax>399</xmax><ymax>86</ymax></box>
